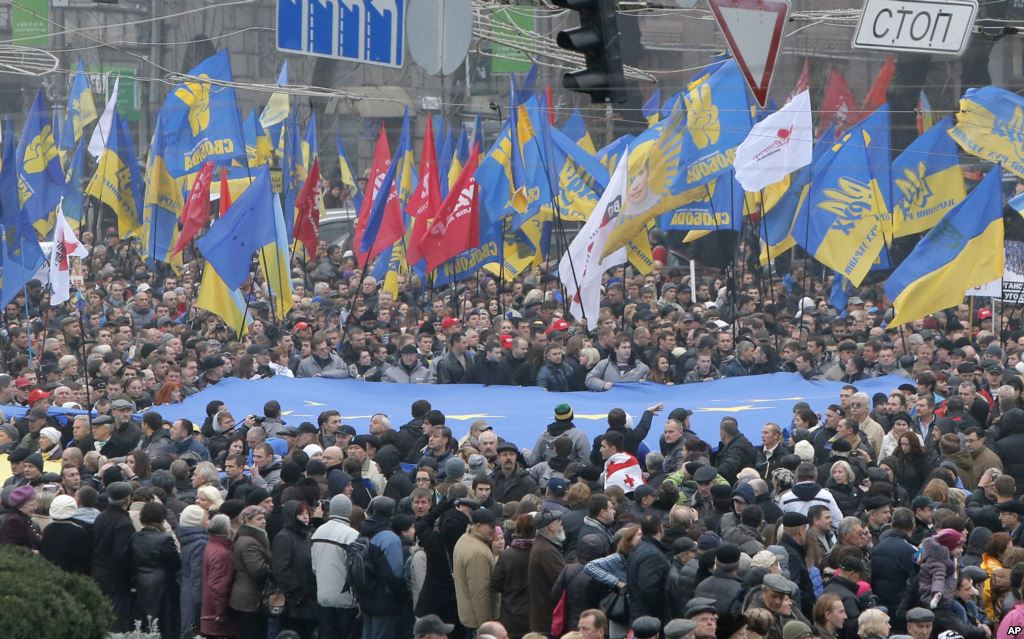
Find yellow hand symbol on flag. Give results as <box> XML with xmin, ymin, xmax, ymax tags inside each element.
<box><xmin>684</xmin><ymin>81</ymin><xmax>720</xmax><ymax>150</ymax></box>
<box><xmin>23</xmin><ymin>126</ymin><xmax>57</xmax><ymax>174</ymax></box>
<box><xmin>174</xmin><ymin>77</ymin><xmax>212</xmax><ymax>137</ymax></box>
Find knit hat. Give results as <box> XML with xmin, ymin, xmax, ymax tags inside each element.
<box><xmin>468</xmin><ymin>454</ymin><xmax>488</xmax><ymax>476</ymax></box>
<box><xmin>239</xmin><ymin>505</ymin><xmax>267</xmax><ymax>525</ymax></box>
<box><xmin>245</xmin><ymin>487</ymin><xmax>271</xmax><ymax>506</ymax></box>
<box><xmin>329</xmin><ymin>494</ymin><xmax>353</xmax><ymax>519</ymax></box>
<box><xmin>0</xmin><ymin>423</ymin><xmax>18</xmax><ymax>443</ymax></box>
<box><xmin>554</xmin><ymin>403</ymin><xmax>574</xmax><ymax>422</ymax></box>
<box><xmin>302</xmin><ymin>444</ymin><xmax>324</xmax><ymax>458</ymax></box>
<box><xmin>935</xmin><ymin>528</ymin><xmax>965</xmax><ymax>551</ymax></box>
<box><xmin>698</xmin><ymin>531</ymin><xmax>721</xmax><ymax>550</ymax></box>
<box><xmin>7</xmin><ymin>485</ymin><xmax>35</xmax><ymax>508</ymax></box>
<box><xmin>783</xmin><ymin>621</ymin><xmax>813</xmax><ymax>639</ymax></box>
<box><xmin>49</xmin><ymin>494</ymin><xmax>76</xmax><ymax>520</ymax></box>
<box><xmin>180</xmin><ymin>505</ymin><xmax>206</xmax><ymax>527</ymax></box>
<box><xmin>219</xmin><ymin>500</ymin><xmax>245</xmax><ymax>520</ymax></box>
<box><xmin>24</xmin><ymin>453</ymin><xmax>43</xmax><ymax>472</ymax></box>
<box><xmin>750</xmin><ymin>549</ymin><xmax>779</xmax><ymax>570</ymax></box>
<box><xmin>39</xmin><ymin>427</ymin><xmax>62</xmax><ymax>447</ymax></box>
<box><xmin>445</xmin><ymin>457</ymin><xmax>466</xmax><ymax>480</ymax></box>
<box><xmin>793</xmin><ymin>440</ymin><xmax>815</xmax><ymax>463</ymax></box>
<box><xmin>716</xmin><ymin>543</ymin><xmax>742</xmax><ymax>569</ymax></box>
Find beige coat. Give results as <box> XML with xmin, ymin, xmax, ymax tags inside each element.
<box><xmin>452</xmin><ymin>527</ymin><xmax>498</xmax><ymax>629</ymax></box>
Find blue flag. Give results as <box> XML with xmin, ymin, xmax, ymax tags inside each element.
<box><xmin>158</xmin><ymin>50</ymin><xmax>246</xmax><ymax>176</ymax></box>
<box><xmin>61</xmin><ymin>140</ymin><xmax>87</xmax><ymax>225</ymax></box>
<box><xmin>17</xmin><ymin>90</ymin><xmax>65</xmax><ymax>223</ymax></box>
<box><xmin>196</xmin><ymin>166</ymin><xmax>278</xmax><ymax>289</ymax></box>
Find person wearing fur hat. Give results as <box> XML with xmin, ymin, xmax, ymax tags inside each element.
<box><xmin>40</xmin><ymin>494</ymin><xmax>91</xmax><ymax>574</ymax></box>
<box><xmin>0</xmin><ymin>484</ymin><xmax>40</xmax><ymax>549</ymax></box>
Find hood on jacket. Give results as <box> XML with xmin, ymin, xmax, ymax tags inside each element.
<box><xmin>236</xmin><ymin>523</ymin><xmax>269</xmax><ymax>547</ymax></box>
<box><xmin>360</xmin><ymin>514</ymin><xmax>393</xmax><ymax>538</ymax></box>
<box><xmin>375</xmin><ymin>445</ymin><xmax>402</xmax><ymax>477</ymax></box>
<box><xmin>282</xmin><ymin>500</ymin><xmax>309</xmax><ymax>534</ymax></box>
<box><xmin>943</xmin><ymin>450</ymin><xmax>974</xmax><ymax>472</ymax></box>
<box><xmin>790</xmin><ymin>482</ymin><xmax>824</xmax><ymax>501</ymax></box>
<box><xmin>547</xmin><ymin>420</ymin><xmax>576</xmax><ymax>437</ymax></box>
<box><xmin>178</xmin><ymin>525</ymin><xmax>209</xmax><ymax>546</ymax></box>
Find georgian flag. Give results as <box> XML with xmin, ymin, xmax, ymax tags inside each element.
<box><xmin>49</xmin><ymin>205</ymin><xmax>89</xmax><ymax>304</ymax></box>
<box><xmin>604</xmin><ymin>452</ymin><xmax>644</xmax><ymax>493</ymax></box>
<box><xmin>734</xmin><ymin>90</ymin><xmax>813</xmax><ymax>192</ymax></box>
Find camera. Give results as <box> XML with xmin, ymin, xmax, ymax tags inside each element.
<box><xmin>252</xmin><ymin>415</ymin><xmax>266</xmax><ymax>425</ymax></box>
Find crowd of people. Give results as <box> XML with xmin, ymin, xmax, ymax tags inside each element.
<box><xmin>2</xmin><ymin>227</ymin><xmax>1024</xmax><ymax>639</ymax></box>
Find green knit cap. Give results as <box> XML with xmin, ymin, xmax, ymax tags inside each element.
<box><xmin>554</xmin><ymin>403</ymin><xmax>574</xmax><ymax>421</ymax></box>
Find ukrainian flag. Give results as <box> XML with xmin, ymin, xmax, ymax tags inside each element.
<box><xmin>757</xmin><ymin>166</ymin><xmax>807</xmax><ymax>265</ymax></box>
<box><xmin>302</xmin><ymin>112</ymin><xmax>318</xmax><ymax>169</ymax></box>
<box><xmin>242</xmin><ymin>112</ymin><xmax>272</xmax><ymax>169</ymax></box>
<box><xmin>643</xmin><ymin>88</ymin><xmax>661</xmax><ymax>126</ymax></box>
<box><xmin>949</xmin><ymin>86</ymin><xmax>1024</xmax><ymax>178</ymax></box>
<box><xmin>260</xmin><ymin>61</ymin><xmax>289</xmax><ymax>154</ymax></box>
<box><xmin>281</xmin><ymin>112</ymin><xmax>305</xmax><ymax>237</ymax></box>
<box><xmin>259</xmin><ymin>194</ymin><xmax>294</xmax><ymax>318</ymax></box>
<box><xmin>85</xmin><ymin>111</ymin><xmax>143</xmax><ymax>238</ymax></box>
<box><xmin>561</xmin><ymin>109</ymin><xmax>596</xmax><ymax>155</ymax></box>
<box><xmin>141</xmin><ymin>113</ymin><xmax>184</xmax><ymax>269</ymax></box>
<box><xmin>892</xmin><ymin>117</ymin><xmax>965</xmax><ymax>238</ymax></box>
<box><xmin>335</xmin><ymin>134</ymin><xmax>357</xmax><ymax>192</ymax></box>
<box><xmin>448</xmin><ymin>124</ymin><xmax>469</xmax><ymax>191</ymax></box>
<box><xmin>18</xmin><ymin>90</ymin><xmax>64</xmax><ymax>227</ymax></box>
<box><xmin>59</xmin><ymin>60</ymin><xmax>97</xmax><ymax>156</ymax></box>
<box><xmin>61</xmin><ymin>141</ymin><xmax>88</xmax><ymax>227</ymax></box>
<box><xmin>885</xmin><ymin>166</ymin><xmax>1004</xmax><ymax>327</ymax></box>
<box><xmin>395</xmin><ymin>110</ymin><xmax>417</xmax><ymax>203</ymax></box>
<box><xmin>795</xmin><ymin>105</ymin><xmax>891</xmax><ymax>286</ymax></box>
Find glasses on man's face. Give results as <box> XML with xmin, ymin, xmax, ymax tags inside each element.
<box><xmin>416</xmin><ymin>477</ymin><xmax>431</xmax><ymax>484</ymax></box>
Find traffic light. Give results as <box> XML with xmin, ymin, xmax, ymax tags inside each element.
<box><xmin>552</xmin><ymin>0</ymin><xmax>628</xmax><ymax>104</ymax></box>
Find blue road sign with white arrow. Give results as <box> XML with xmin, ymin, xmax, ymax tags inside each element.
<box><xmin>277</xmin><ymin>0</ymin><xmax>405</xmax><ymax>68</ymax></box>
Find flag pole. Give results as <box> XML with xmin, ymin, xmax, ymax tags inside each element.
<box><xmin>759</xmin><ymin>188</ymin><xmax>780</xmax><ymax>354</ymax></box>
<box><xmin>498</xmin><ymin>217</ymin><xmax>508</xmax><ymax>318</ymax></box>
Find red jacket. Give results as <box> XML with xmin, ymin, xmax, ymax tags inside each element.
<box><xmin>200</xmin><ymin>534</ymin><xmax>236</xmax><ymax>637</ymax></box>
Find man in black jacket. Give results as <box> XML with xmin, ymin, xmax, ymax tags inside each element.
<box><xmin>395</xmin><ymin>400</ymin><xmax>431</xmax><ymax>460</ymax></box>
<box><xmin>102</xmin><ymin>399</ymin><xmax>142</xmax><ymax>458</ymax></box>
<box><xmin>91</xmin><ymin>481</ymin><xmax>136</xmax><ymax>631</ymax></box>
<box><xmin>870</xmin><ymin>507</ymin><xmax>917</xmax><ymax>614</ymax></box>
<box><xmin>714</xmin><ymin>417</ymin><xmax>757</xmax><ymax>485</ymax></box>
<box><xmin>589</xmin><ymin>403</ymin><xmax>664</xmax><ymax>469</ymax></box>
<box><xmin>626</xmin><ymin>513</ymin><xmax>671</xmax><ymax>624</ymax></box>
<box><xmin>491</xmin><ymin>442</ymin><xmax>538</xmax><ymax>503</ymax></box>
<box><xmin>693</xmin><ymin>544</ymin><xmax>746</xmax><ymax>616</ymax></box>
<box><xmin>824</xmin><ymin>556</ymin><xmax>869</xmax><ymax>639</ymax></box>
<box><xmin>465</xmin><ymin>341</ymin><xmax>509</xmax><ymax>385</ymax></box>
<box><xmin>779</xmin><ymin>511</ymin><xmax>815</xmax><ymax>619</ymax></box>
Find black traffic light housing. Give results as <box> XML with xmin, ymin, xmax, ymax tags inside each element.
<box><xmin>552</xmin><ymin>0</ymin><xmax>628</xmax><ymax>104</ymax></box>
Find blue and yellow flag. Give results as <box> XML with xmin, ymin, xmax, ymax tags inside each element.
<box><xmin>947</xmin><ymin>86</ymin><xmax>1024</xmax><ymax>177</ymax></box>
<box><xmin>395</xmin><ymin>110</ymin><xmax>417</xmax><ymax>203</ymax></box>
<box><xmin>141</xmin><ymin>113</ymin><xmax>184</xmax><ymax>269</ymax></box>
<box><xmin>892</xmin><ymin>116</ymin><xmax>965</xmax><ymax>238</ymax></box>
<box><xmin>0</xmin><ymin>215</ymin><xmax>45</xmax><ymax>308</ymax></box>
<box><xmin>0</xmin><ymin>120</ymin><xmax>17</xmax><ymax>229</ymax></box>
<box><xmin>259</xmin><ymin>194</ymin><xmax>294</xmax><ymax>318</ymax></box>
<box><xmin>302</xmin><ymin>112</ymin><xmax>318</xmax><ymax>168</ymax></box>
<box><xmin>281</xmin><ymin>112</ymin><xmax>305</xmax><ymax>237</ymax></box>
<box><xmin>448</xmin><ymin>124</ymin><xmax>469</xmax><ymax>192</ymax></box>
<box><xmin>670</xmin><ymin>59</ymin><xmax>754</xmax><ymax>195</ymax></box>
<box><xmin>659</xmin><ymin>172</ymin><xmax>744</xmax><ymax>233</ymax></box>
<box><xmin>60</xmin><ymin>60</ymin><xmax>97</xmax><ymax>157</ymax></box>
<box><xmin>85</xmin><ymin>111</ymin><xmax>142</xmax><ymax>238</ymax></box>
<box><xmin>61</xmin><ymin>140</ymin><xmax>88</xmax><ymax>227</ymax></box>
<box><xmin>643</xmin><ymin>88</ymin><xmax>661</xmax><ymax>126</ymax></box>
<box><xmin>260</xmin><ymin>61</ymin><xmax>289</xmax><ymax>153</ymax></box>
<box><xmin>793</xmin><ymin>105</ymin><xmax>892</xmax><ymax>286</ymax></box>
<box><xmin>597</xmin><ymin>134</ymin><xmax>634</xmax><ymax>173</ymax></box>
<box><xmin>158</xmin><ymin>50</ymin><xmax>246</xmax><ymax>176</ymax></box>
<box><xmin>757</xmin><ymin>166</ymin><xmax>808</xmax><ymax>265</ymax></box>
<box><xmin>532</xmin><ymin>102</ymin><xmax>610</xmax><ymax>223</ymax></box>
<box><xmin>18</xmin><ymin>90</ymin><xmax>64</xmax><ymax>225</ymax></box>
<box><xmin>830</xmin><ymin>272</ymin><xmax>853</xmax><ymax>317</ymax></box>
<box><xmin>885</xmin><ymin>166</ymin><xmax>1004</xmax><ymax>327</ymax></box>
<box><xmin>336</xmin><ymin>134</ymin><xmax>357</xmax><ymax>192</ymax></box>
<box><xmin>242</xmin><ymin>111</ymin><xmax>272</xmax><ymax>169</ymax></box>
<box><xmin>561</xmin><ymin>109</ymin><xmax>596</xmax><ymax>155</ymax></box>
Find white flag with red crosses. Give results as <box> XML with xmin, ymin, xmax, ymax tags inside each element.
<box><xmin>604</xmin><ymin>452</ymin><xmax>644</xmax><ymax>493</ymax></box>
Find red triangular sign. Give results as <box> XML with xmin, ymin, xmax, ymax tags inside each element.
<box><xmin>708</xmin><ymin>0</ymin><xmax>790</xmax><ymax>107</ymax></box>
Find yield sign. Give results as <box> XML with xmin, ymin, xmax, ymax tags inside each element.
<box><xmin>707</xmin><ymin>0</ymin><xmax>790</xmax><ymax>107</ymax></box>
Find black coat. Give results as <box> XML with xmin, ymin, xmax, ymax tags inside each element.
<box><xmin>714</xmin><ymin>434</ymin><xmax>758</xmax><ymax>484</ymax></box>
<box><xmin>694</xmin><ymin>570</ymin><xmax>746</xmax><ymax>616</ymax></box>
<box><xmin>414</xmin><ymin>507</ymin><xmax>467</xmax><ymax>623</ymax></box>
<box><xmin>491</xmin><ymin>468</ymin><xmax>538</xmax><ymax>503</ymax></box>
<box><xmin>626</xmin><ymin>536</ymin><xmax>670</xmax><ymax>623</ymax></box>
<box><xmin>588</xmin><ymin>409</ymin><xmax>656</xmax><ymax>468</ymax></box>
<box><xmin>492</xmin><ymin>539</ymin><xmax>533</xmax><ymax>638</ymax></box>
<box><xmin>132</xmin><ymin>527</ymin><xmax>181</xmax><ymax>639</ymax></box>
<box><xmin>870</xmin><ymin>529</ymin><xmax>916</xmax><ymax>613</ymax></box>
<box><xmin>780</xmin><ymin>533</ymin><xmax>815</xmax><ymax>619</ymax></box>
<box><xmin>92</xmin><ymin>504</ymin><xmax>135</xmax><ymax>595</ymax></box>
<box><xmin>41</xmin><ymin>519</ymin><xmax>92</xmax><ymax>574</ymax></box>
<box><xmin>271</xmin><ymin>501</ymin><xmax>318</xmax><ymax>620</ymax></box>
<box><xmin>825</xmin><ymin>479</ymin><xmax>863</xmax><ymax>517</ymax></box>
<box><xmin>102</xmin><ymin>420</ymin><xmax>143</xmax><ymax>458</ymax></box>
<box><xmin>666</xmin><ymin>557</ymin><xmax>700</xmax><ymax>619</ymax></box>
<box><xmin>755</xmin><ymin>443</ymin><xmax>793</xmax><ymax>479</ymax></box>
<box><xmin>435</xmin><ymin>352</ymin><xmax>469</xmax><ymax>384</ymax></box>
<box><xmin>993</xmin><ymin>409</ymin><xmax>1024</xmax><ymax>487</ymax></box>
<box><xmin>466</xmin><ymin>359</ymin><xmax>511</xmax><ymax>386</ymax></box>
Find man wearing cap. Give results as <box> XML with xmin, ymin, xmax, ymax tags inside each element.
<box><xmin>196</xmin><ymin>355</ymin><xmax>227</xmax><ymax>390</ymax></box>
<box><xmin>491</xmin><ymin>442</ymin><xmax>538</xmax><ymax>503</ymax></box>
<box><xmin>779</xmin><ymin>511</ymin><xmax>815</xmax><ymax>618</ymax></box>
<box><xmin>414</xmin><ymin>614</ymin><xmax>455</xmax><ymax>639</ymax></box>
<box><xmin>453</xmin><ymin>508</ymin><xmax>499</xmax><ymax>633</ymax></box>
<box><xmin>103</xmin><ymin>399</ymin><xmax>142</xmax><ymax>458</ymax></box>
<box><xmin>529</xmin><ymin>509</ymin><xmax>567</xmax><ymax>632</ymax></box>
<box><xmin>311</xmin><ymin>494</ymin><xmax>360</xmax><ymax>637</ymax></box>
<box><xmin>998</xmin><ymin>500</ymin><xmax>1024</xmax><ymax>547</ymax></box>
<box><xmin>751</xmin><ymin>574</ymin><xmax>810</xmax><ymax>638</ymax></box>
<box><xmin>683</xmin><ymin>598</ymin><xmax>717</xmax><ymax>639</ymax></box>
<box><xmin>694</xmin><ymin>544</ymin><xmax>746</xmax><ymax>616</ymax></box>
<box><xmin>905</xmin><ymin>608</ymin><xmax>934</xmax><ymax>639</ymax></box>
<box><xmin>632</xmin><ymin>615</ymin><xmax>663</xmax><ymax>639</ymax></box>
<box><xmin>383</xmin><ymin>343</ymin><xmax>435</xmax><ymax>383</ymax></box>
<box><xmin>862</xmin><ymin>495</ymin><xmax>892</xmax><ymax>546</ymax></box>
<box><xmin>823</xmin><ymin>556</ymin><xmax>867</xmax><ymax>639</ymax></box>
<box><xmin>18</xmin><ymin>406</ymin><xmax>50</xmax><ymax>453</ymax></box>
<box><xmin>92</xmin><ymin>481</ymin><xmax>136</xmax><ymax>631</ymax></box>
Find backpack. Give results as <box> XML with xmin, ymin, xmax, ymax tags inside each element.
<box><xmin>343</xmin><ymin>536</ymin><xmax>378</xmax><ymax>599</ymax></box>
